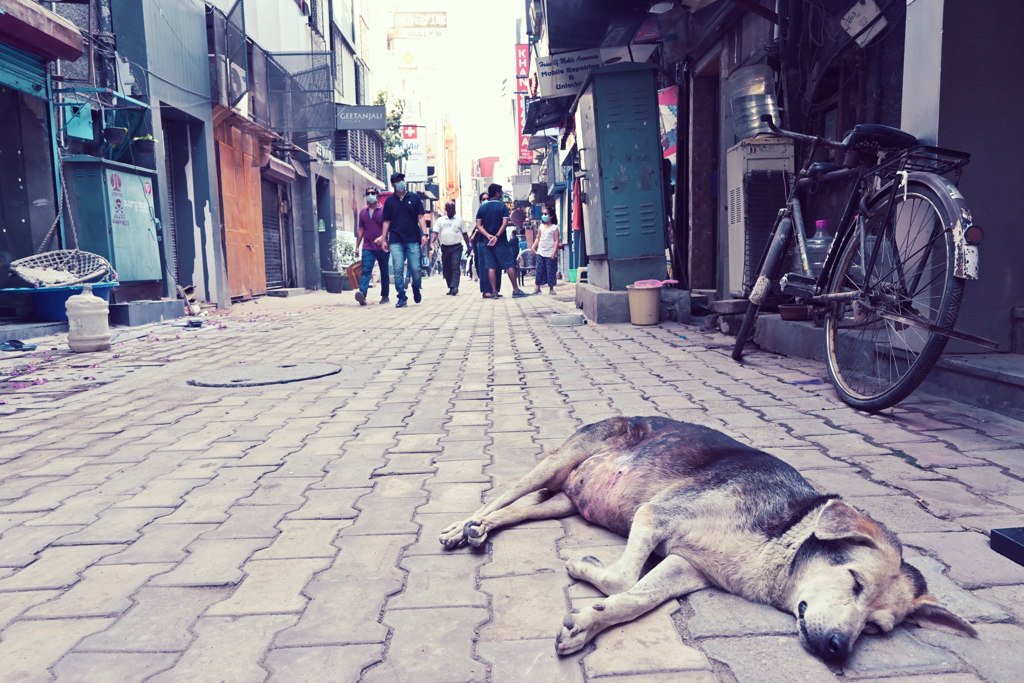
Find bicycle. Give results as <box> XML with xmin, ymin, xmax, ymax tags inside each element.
<box><xmin>731</xmin><ymin>115</ymin><xmax>996</xmax><ymax>412</ymax></box>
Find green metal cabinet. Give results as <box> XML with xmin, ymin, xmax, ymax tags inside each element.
<box><xmin>575</xmin><ymin>64</ymin><xmax>667</xmax><ymax>290</ymax></box>
<box><xmin>63</xmin><ymin>156</ymin><xmax>163</xmax><ymax>282</ymax></box>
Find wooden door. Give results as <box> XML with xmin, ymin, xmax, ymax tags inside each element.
<box><xmin>218</xmin><ymin>128</ymin><xmax>267</xmax><ymax>298</ymax></box>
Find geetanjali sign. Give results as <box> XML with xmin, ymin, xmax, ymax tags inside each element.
<box><xmin>516</xmin><ymin>93</ymin><xmax>534</xmax><ymax>164</ymax></box>
<box><xmin>515</xmin><ymin>44</ymin><xmax>530</xmax><ymax>79</ymax></box>
<box><xmin>336</xmin><ymin>104</ymin><xmax>386</xmax><ymax>130</ymax></box>
<box><xmin>402</xmin><ymin>126</ymin><xmax>428</xmax><ymax>183</ymax></box>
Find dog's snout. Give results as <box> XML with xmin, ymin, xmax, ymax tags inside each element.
<box><xmin>824</xmin><ymin>631</ymin><xmax>850</xmax><ymax>660</ymax></box>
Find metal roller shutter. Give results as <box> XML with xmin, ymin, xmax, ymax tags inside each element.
<box><xmin>0</xmin><ymin>42</ymin><xmax>48</xmax><ymax>98</ymax></box>
<box><xmin>262</xmin><ymin>178</ymin><xmax>283</xmax><ymax>289</ymax></box>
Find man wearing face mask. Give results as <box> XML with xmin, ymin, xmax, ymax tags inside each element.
<box><xmin>354</xmin><ymin>186</ymin><xmax>390</xmax><ymax>306</ymax></box>
<box><xmin>378</xmin><ymin>172</ymin><xmax>429</xmax><ymax>307</ymax></box>
<box><xmin>476</xmin><ymin>183</ymin><xmax>529</xmax><ymax>299</ymax></box>
<box><xmin>431</xmin><ymin>201</ymin><xmax>471</xmax><ymax>295</ymax></box>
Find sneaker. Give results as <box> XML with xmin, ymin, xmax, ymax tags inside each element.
<box><xmin>549</xmin><ymin>288</ymin><xmax>555</xmax><ymax>294</ymax></box>
<box><xmin>491</xmin><ymin>293</ymin><xmax>503</xmax><ymax>300</ymax></box>
<box><xmin>395</xmin><ymin>300</ymin><xmax>408</xmax><ymax>308</ymax></box>
<box><xmin>512</xmin><ymin>290</ymin><xmax>530</xmax><ymax>298</ymax></box>
<box><xmin>533</xmin><ymin>289</ymin><xmax>542</xmax><ymax>295</ymax></box>
<box><xmin>380</xmin><ymin>296</ymin><xmax>390</xmax><ymax>304</ymax></box>
<box><xmin>413</xmin><ymin>289</ymin><xmax>422</xmax><ymax>304</ymax></box>
<box><xmin>355</xmin><ymin>291</ymin><xmax>366</xmax><ymax>306</ymax></box>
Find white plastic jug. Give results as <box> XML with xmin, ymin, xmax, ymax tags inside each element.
<box><xmin>67</xmin><ymin>283</ymin><xmax>111</xmax><ymax>353</ymax></box>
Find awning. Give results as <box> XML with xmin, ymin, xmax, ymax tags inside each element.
<box><xmin>0</xmin><ymin>0</ymin><xmax>84</xmax><ymax>62</ymax></box>
<box><xmin>522</xmin><ymin>96</ymin><xmax>575</xmax><ymax>135</ymax></box>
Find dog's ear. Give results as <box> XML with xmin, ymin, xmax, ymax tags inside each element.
<box><xmin>905</xmin><ymin>596</ymin><xmax>978</xmax><ymax>637</ymax></box>
<box><xmin>813</xmin><ymin>500</ymin><xmax>879</xmax><ymax>548</ymax></box>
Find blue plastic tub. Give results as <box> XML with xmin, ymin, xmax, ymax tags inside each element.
<box><xmin>0</xmin><ymin>282</ymin><xmax>118</xmax><ymax>322</ymax></box>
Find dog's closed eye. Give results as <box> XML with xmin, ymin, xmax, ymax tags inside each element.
<box><xmin>850</xmin><ymin>570</ymin><xmax>864</xmax><ymax>598</ymax></box>
<box><xmin>862</xmin><ymin>621</ymin><xmax>882</xmax><ymax>635</ymax></box>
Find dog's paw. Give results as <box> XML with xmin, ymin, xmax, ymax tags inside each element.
<box><xmin>462</xmin><ymin>520</ymin><xmax>489</xmax><ymax>548</ymax></box>
<box><xmin>555</xmin><ymin>609</ymin><xmax>599</xmax><ymax>655</ymax></box>
<box><xmin>439</xmin><ymin>519</ymin><xmax>473</xmax><ymax>549</ymax></box>
<box><xmin>565</xmin><ymin>555</ymin><xmax>603</xmax><ymax>581</ymax></box>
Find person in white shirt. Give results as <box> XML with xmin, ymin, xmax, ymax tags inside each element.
<box><xmin>431</xmin><ymin>201</ymin><xmax>472</xmax><ymax>295</ymax></box>
<box><xmin>532</xmin><ymin>208</ymin><xmax>561</xmax><ymax>294</ymax></box>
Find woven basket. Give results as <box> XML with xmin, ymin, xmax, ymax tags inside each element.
<box><xmin>9</xmin><ymin>250</ymin><xmax>116</xmax><ymax>287</ymax></box>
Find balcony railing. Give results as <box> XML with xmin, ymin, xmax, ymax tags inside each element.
<box><xmin>334</xmin><ymin>129</ymin><xmax>386</xmax><ymax>183</ymax></box>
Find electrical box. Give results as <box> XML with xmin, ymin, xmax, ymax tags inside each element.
<box><xmin>576</xmin><ymin>64</ymin><xmax>667</xmax><ymax>290</ymax></box>
<box><xmin>725</xmin><ymin>136</ymin><xmax>794</xmax><ymax>297</ymax></box>
<box><xmin>63</xmin><ymin>156</ymin><xmax>163</xmax><ymax>283</ymax></box>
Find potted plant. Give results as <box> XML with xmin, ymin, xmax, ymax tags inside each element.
<box><xmin>132</xmin><ymin>134</ymin><xmax>157</xmax><ymax>155</ymax></box>
<box><xmin>103</xmin><ymin>126</ymin><xmax>128</xmax><ymax>145</ymax></box>
<box><xmin>323</xmin><ymin>236</ymin><xmax>357</xmax><ymax>293</ymax></box>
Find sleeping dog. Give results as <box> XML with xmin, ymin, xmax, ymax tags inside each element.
<box><xmin>440</xmin><ymin>416</ymin><xmax>976</xmax><ymax>660</ymax></box>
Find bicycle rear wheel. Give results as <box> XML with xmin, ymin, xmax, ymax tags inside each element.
<box><xmin>824</xmin><ymin>182</ymin><xmax>963</xmax><ymax>411</ymax></box>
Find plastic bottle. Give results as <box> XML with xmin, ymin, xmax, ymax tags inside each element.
<box><xmin>806</xmin><ymin>220</ymin><xmax>833</xmax><ymax>278</ymax></box>
<box><xmin>66</xmin><ymin>283</ymin><xmax>111</xmax><ymax>353</ymax></box>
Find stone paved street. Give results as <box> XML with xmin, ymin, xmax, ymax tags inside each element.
<box><xmin>2</xmin><ymin>277</ymin><xmax>1024</xmax><ymax>682</ymax></box>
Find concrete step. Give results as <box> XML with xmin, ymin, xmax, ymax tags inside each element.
<box><xmin>752</xmin><ymin>313</ymin><xmax>1024</xmax><ymax>420</ymax></box>
<box><xmin>266</xmin><ymin>288</ymin><xmax>308</xmax><ymax>298</ymax></box>
<box><xmin>109</xmin><ymin>299</ymin><xmax>186</xmax><ymax>327</ymax></box>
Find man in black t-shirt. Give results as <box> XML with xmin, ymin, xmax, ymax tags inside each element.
<box><xmin>379</xmin><ymin>172</ymin><xmax>428</xmax><ymax>307</ymax></box>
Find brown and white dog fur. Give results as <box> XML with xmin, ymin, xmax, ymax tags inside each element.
<box><xmin>440</xmin><ymin>417</ymin><xmax>977</xmax><ymax>660</ymax></box>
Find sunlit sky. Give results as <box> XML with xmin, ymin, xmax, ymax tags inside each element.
<box><xmin>377</xmin><ymin>1</ymin><xmax>526</xmax><ymax>191</ymax></box>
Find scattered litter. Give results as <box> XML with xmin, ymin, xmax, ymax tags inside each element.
<box><xmin>678</xmin><ymin>335</ymin><xmax>687</xmax><ymax>339</ymax></box>
<box><xmin>1</xmin><ymin>340</ymin><xmax>37</xmax><ymax>352</ymax></box>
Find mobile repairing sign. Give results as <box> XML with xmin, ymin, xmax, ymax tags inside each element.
<box><xmin>536</xmin><ymin>49</ymin><xmax>601</xmax><ymax>97</ymax></box>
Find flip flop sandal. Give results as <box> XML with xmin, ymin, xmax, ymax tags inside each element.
<box><xmin>1</xmin><ymin>340</ymin><xmax>37</xmax><ymax>352</ymax></box>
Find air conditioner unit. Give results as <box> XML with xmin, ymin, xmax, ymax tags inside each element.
<box><xmin>725</xmin><ymin>136</ymin><xmax>794</xmax><ymax>297</ymax></box>
<box><xmin>228</xmin><ymin>62</ymin><xmax>247</xmax><ymax>103</ymax></box>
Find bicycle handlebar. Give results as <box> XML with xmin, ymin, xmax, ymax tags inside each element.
<box><xmin>760</xmin><ymin>115</ymin><xmax>845</xmax><ymax>151</ymax></box>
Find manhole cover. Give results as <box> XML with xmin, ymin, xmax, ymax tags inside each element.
<box><xmin>188</xmin><ymin>362</ymin><xmax>346</xmax><ymax>387</ymax></box>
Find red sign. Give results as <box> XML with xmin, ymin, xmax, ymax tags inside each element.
<box><xmin>515</xmin><ymin>44</ymin><xmax>530</xmax><ymax>79</ymax></box>
<box><xmin>516</xmin><ymin>92</ymin><xmax>534</xmax><ymax>164</ymax></box>
<box><xmin>109</xmin><ymin>173</ymin><xmax>122</xmax><ymax>191</ymax></box>
<box><xmin>402</xmin><ymin>126</ymin><xmax>418</xmax><ymax>139</ymax></box>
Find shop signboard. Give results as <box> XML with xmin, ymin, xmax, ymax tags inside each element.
<box><xmin>516</xmin><ymin>93</ymin><xmax>534</xmax><ymax>164</ymax></box>
<box><xmin>536</xmin><ymin>49</ymin><xmax>601</xmax><ymax>97</ymax></box>
<box><xmin>336</xmin><ymin>104</ymin><xmax>386</xmax><ymax>130</ymax></box>
<box><xmin>515</xmin><ymin>44</ymin><xmax>530</xmax><ymax>79</ymax></box>
<box><xmin>402</xmin><ymin>125</ymin><xmax>428</xmax><ymax>182</ymax></box>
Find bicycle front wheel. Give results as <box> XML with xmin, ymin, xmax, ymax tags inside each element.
<box><xmin>824</xmin><ymin>182</ymin><xmax>963</xmax><ymax>411</ymax></box>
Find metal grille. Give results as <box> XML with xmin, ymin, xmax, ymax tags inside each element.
<box><xmin>742</xmin><ymin>170</ymin><xmax>788</xmax><ymax>291</ymax></box>
<box><xmin>250</xmin><ymin>44</ymin><xmax>269</xmax><ymax>127</ymax></box>
<box><xmin>334</xmin><ymin>129</ymin><xmax>386</xmax><ymax>183</ymax></box>
<box><xmin>206</xmin><ymin>1</ymin><xmax>249</xmax><ymax>109</ymax></box>
<box><xmin>162</xmin><ymin>125</ymin><xmax>180</xmax><ymax>285</ymax></box>
<box><xmin>267</xmin><ymin>51</ymin><xmax>334</xmax><ymax>143</ymax></box>
<box><xmin>261</xmin><ymin>178</ymin><xmax>284</xmax><ymax>289</ymax></box>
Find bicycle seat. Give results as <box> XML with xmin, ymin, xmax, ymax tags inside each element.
<box><xmin>807</xmin><ymin>161</ymin><xmax>844</xmax><ymax>178</ymax></box>
<box><xmin>842</xmin><ymin>124</ymin><xmax>918</xmax><ymax>153</ymax></box>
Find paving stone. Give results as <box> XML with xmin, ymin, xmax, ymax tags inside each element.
<box><xmin>923</xmin><ymin>429</ymin><xmax>1020</xmax><ymax>453</ymax></box>
<box><xmin>972</xmin><ymin>585</ymin><xmax>1024</xmax><ymax>622</ymax></box>
<box><xmin>0</xmin><ymin>523</ymin><xmax>83</xmax><ymax>567</ymax></box>
<box><xmin>26</xmin><ymin>562</ymin><xmax>174</xmax><ymax>618</ymax></box>
<box><xmin>686</xmin><ymin>588</ymin><xmax>795</xmax><ymax>637</ymax></box>
<box><xmin>274</xmin><ymin>577</ymin><xmax>400</xmax><ymax>647</ymax></box>
<box><xmin>1</xmin><ymin>485</ymin><xmax>93</xmax><ymax>514</ymax></box>
<box><xmin>157</xmin><ymin>486</ymin><xmax>259</xmax><ymax>524</ymax></box>
<box><xmin>477</xmin><ymin>639</ymin><xmax>586</xmax><ymax>683</ymax></box>
<box><xmin>206</xmin><ymin>557</ymin><xmax>331</xmax><ymax>615</ymax></box>
<box><xmin>52</xmin><ymin>652</ymin><xmax>179</xmax><ymax>683</ymax></box>
<box><xmin>701</xmin><ymin>635</ymin><xmax>835</xmax><ymax>683</ymax></box>
<box><xmin>265</xmin><ymin>644</ymin><xmax>383</xmax><ymax>683</ymax></box>
<box><xmin>373</xmin><ymin>453</ymin><xmax>436</xmax><ymax>476</ymax></box>
<box><xmin>285</xmin><ymin>488</ymin><xmax>368</xmax><ymax>520</ymax></box>
<box><xmin>845</xmin><ymin>496</ymin><xmax>961</xmax><ymax>533</ymax></box>
<box><xmin>0</xmin><ymin>544</ymin><xmax>123</xmax><ymax>592</ymax></box>
<box><xmin>936</xmin><ymin>465</ymin><xmax>1024</xmax><ymax>509</ymax></box>
<box><xmin>0</xmin><ymin>617</ymin><xmax>114</xmax><ymax>683</ymax></box>
<box><xmin>967</xmin><ymin>448</ymin><xmax>1024</xmax><ymax>478</ymax></box>
<box><xmin>802</xmin><ymin>434</ymin><xmax>891</xmax><ymax>457</ymax></box>
<box><xmin>431</xmin><ymin>460</ymin><xmax>489</xmax><ymax>483</ymax></box>
<box><xmin>76</xmin><ymin>586</ymin><xmax>233</xmax><ymax>652</ymax></box>
<box><xmin>842</xmin><ymin>625</ymin><xmax>963</xmax><ymax>678</ymax></box>
<box><xmin>148</xmin><ymin>538</ymin><xmax>272</xmax><ymax>587</ymax></box>
<box><xmin>389</xmin><ymin>554</ymin><xmax>487</xmax><ymax>609</ymax></box>
<box><xmin>419</xmin><ymin>482</ymin><xmax>488</xmax><ymax>514</ymax></box>
<box><xmin>0</xmin><ymin>589</ymin><xmax>61</xmax><ymax>629</ymax></box>
<box><xmin>54</xmin><ymin>506</ymin><xmax>175</xmax><ymax>545</ymax></box>
<box><xmin>478</xmin><ymin>572</ymin><xmax>571</xmax><ymax>641</ymax></box>
<box><xmin>581</xmin><ymin>599</ymin><xmax>711</xmax><ymax>677</ymax></box>
<box><xmin>239</xmin><ymin>477</ymin><xmax>318</xmax><ymax>506</ymax></box>
<box><xmin>763</xmin><ymin>447</ymin><xmax>847</xmax><ymax>471</ymax></box>
<box><xmin>891</xmin><ymin>441</ymin><xmax>984</xmax><ymax>467</ymax></box>
<box><xmin>802</xmin><ymin>468</ymin><xmax>898</xmax><ymax>497</ymax></box>
<box><xmin>22</xmin><ymin>456</ymin><xmax>97</xmax><ymax>477</ymax></box>
<box><xmin>434</xmin><ymin>440</ymin><xmax>492</xmax><ymax>461</ymax></box>
<box><xmin>362</xmin><ymin>607</ymin><xmax>488</xmax><ymax>683</ymax></box>
<box><xmin>147</xmin><ymin>614</ymin><xmax>298</xmax><ymax>683</ymax></box>
<box><xmin>311</xmin><ymin>462</ymin><xmax>379</xmax><ymax>489</ymax></box>
<box><xmin>158</xmin><ymin>459</ymin><xmax>225</xmax><ymax>480</ymax></box>
<box><xmin>900</xmin><ymin>531</ymin><xmax>1024</xmax><ymax>588</ymax></box>
<box><xmin>251</xmin><ymin>519</ymin><xmax>349</xmax><ymax>560</ymax></box>
<box><xmin>192</xmin><ymin>504</ymin><xmax>295</xmax><ymax>540</ymax></box>
<box><xmin>903</xmin><ymin>555</ymin><xmax>1009</xmax><ymax>623</ymax></box>
<box><xmin>899</xmin><ymin>480</ymin><xmax>1013</xmax><ymax>519</ymax></box>
<box><xmin>481</xmin><ymin>525</ymin><xmax>567</xmax><ymax>577</ymax></box>
<box><xmin>914</xmin><ymin>623</ymin><xmax>1024</xmax><ymax>683</ymax></box>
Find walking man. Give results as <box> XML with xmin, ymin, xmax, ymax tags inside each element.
<box><xmin>378</xmin><ymin>172</ymin><xmax>428</xmax><ymax>308</ymax></box>
<box><xmin>476</xmin><ymin>184</ymin><xmax>529</xmax><ymax>299</ymax></box>
<box><xmin>431</xmin><ymin>201</ymin><xmax>471</xmax><ymax>295</ymax></box>
<box><xmin>354</xmin><ymin>185</ymin><xmax>389</xmax><ymax>305</ymax></box>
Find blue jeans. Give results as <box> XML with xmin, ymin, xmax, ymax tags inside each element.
<box><xmin>359</xmin><ymin>249</ymin><xmax>390</xmax><ymax>299</ymax></box>
<box><xmin>390</xmin><ymin>241</ymin><xmax>421</xmax><ymax>302</ymax></box>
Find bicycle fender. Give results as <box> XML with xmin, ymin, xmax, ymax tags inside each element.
<box><xmin>907</xmin><ymin>172</ymin><xmax>979</xmax><ymax>280</ymax></box>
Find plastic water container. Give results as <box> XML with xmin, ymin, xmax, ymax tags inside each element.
<box><xmin>727</xmin><ymin>65</ymin><xmax>779</xmax><ymax>140</ymax></box>
<box><xmin>66</xmin><ymin>283</ymin><xmax>111</xmax><ymax>353</ymax></box>
<box><xmin>806</xmin><ymin>220</ymin><xmax>834</xmax><ymax>278</ymax></box>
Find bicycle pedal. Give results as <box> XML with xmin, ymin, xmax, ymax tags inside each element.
<box><xmin>778</xmin><ymin>273</ymin><xmax>817</xmax><ymax>299</ymax></box>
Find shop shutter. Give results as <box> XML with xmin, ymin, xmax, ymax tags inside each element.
<box><xmin>0</xmin><ymin>42</ymin><xmax>48</xmax><ymax>98</ymax></box>
<box><xmin>262</xmin><ymin>178</ymin><xmax>284</xmax><ymax>289</ymax></box>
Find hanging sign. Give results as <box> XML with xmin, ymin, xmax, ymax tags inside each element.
<box><xmin>402</xmin><ymin>126</ymin><xmax>428</xmax><ymax>182</ymax></box>
<box><xmin>516</xmin><ymin>93</ymin><xmax>534</xmax><ymax>164</ymax></box>
<box><xmin>336</xmin><ymin>104</ymin><xmax>386</xmax><ymax>130</ymax></box>
<box><xmin>536</xmin><ymin>49</ymin><xmax>601</xmax><ymax>97</ymax></box>
<box><xmin>515</xmin><ymin>44</ymin><xmax>530</xmax><ymax>79</ymax></box>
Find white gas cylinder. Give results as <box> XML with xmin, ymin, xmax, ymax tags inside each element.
<box><xmin>67</xmin><ymin>283</ymin><xmax>111</xmax><ymax>353</ymax></box>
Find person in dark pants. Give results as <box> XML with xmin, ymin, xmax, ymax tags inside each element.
<box><xmin>532</xmin><ymin>207</ymin><xmax>561</xmax><ymax>294</ymax></box>
<box><xmin>354</xmin><ymin>185</ymin><xmax>389</xmax><ymax>305</ymax></box>
<box><xmin>378</xmin><ymin>172</ymin><xmax>428</xmax><ymax>308</ymax></box>
<box><xmin>431</xmin><ymin>201</ymin><xmax>471</xmax><ymax>295</ymax></box>
<box><xmin>474</xmin><ymin>192</ymin><xmax>499</xmax><ymax>298</ymax></box>
<box><xmin>476</xmin><ymin>183</ymin><xmax>529</xmax><ymax>299</ymax></box>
